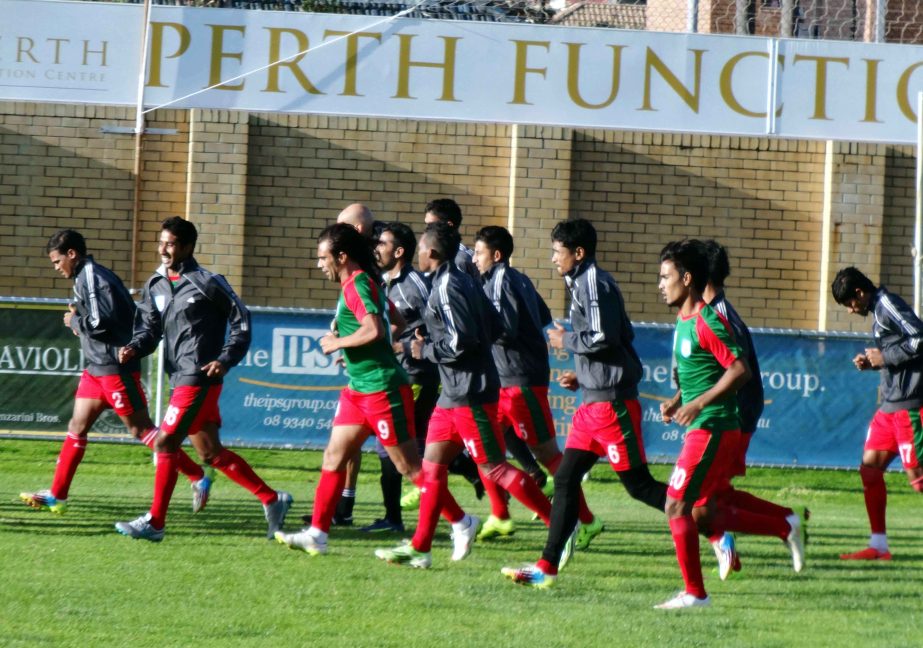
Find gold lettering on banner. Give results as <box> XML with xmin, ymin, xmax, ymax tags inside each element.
<box><xmin>393</xmin><ymin>34</ymin><xmax>460</xmax><ymax>101</ymax></box>
<box><xmin>862</xmin><ymin>59</ymin><xmax>882</xmax><ymax>123</ymax></box>
<box><xmin>719</xmin><ymin>51</ymin><xmax>767</xmax><ymax>118</ymax></box>
<box><xmin>641</xmin><ymin>48</ymin><xmax>705</xmax><ymax>113</ymax></box>
<box><xmin>792</xmin><ymin>54</ymin><xmax>849</xmax><ymax>120</ymax></box>
<box><xmin>565</xmin><ymin>42</ymin><xmax>624</xmax><ymax>110</ymax></box>
<box><xmin>17</xmin><ymin>37</ymin><xmax>37</xmax><ymax>63</ymax></box>
<box><xmin>148</xmin><ymin>22</ymin><xmax>191</xmax><ymax>88</ymax></box>
<box><xmin>48</xmin><ymin>38</ymin><xmax>69</xmax><ymax>65</ymax></box>
<box><xmin>264</xmin><ymin>28</ymin><xmax>321</xmax><ymax>94</ymax></box>
<box><xmin>208</xmin><ymin>24</ymin><xmax>245</xmax><ymax>91</ymax></box>
<box><xmin>82</xmin><ymin>40</ymin><xmax>106</xmax><ymax>66</ymax></box>
<box><xmin>897</xmin><ymin>61</ymin><xmax>923</xmax><ymax>122</ymax></box>
<box><xmin>323</xmin><ymin>30</ymin><xmax>382</xmax><ymax>97</ymax></box>
<box><xmin>509</xmin><ymin>40</ymin><xmax>550</xmax><ymax>105</ymax></box>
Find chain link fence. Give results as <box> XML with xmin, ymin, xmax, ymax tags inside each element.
<box><xmin>100</xmin><ymin>0</ymin><xmax>922</xmax><ymax>44</ymax></box>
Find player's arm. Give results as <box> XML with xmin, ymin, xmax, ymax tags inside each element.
<box><xmin>672</xmin><ymin>358</ymin><xmax>750</xmax><ymax>427</ymax></box>
<box><xmin>871</xmin><ymin>294</ymin><xmax>923</xmax><ymax>368</ymax></box>
<box><xmin>69</xmin><ymin>276</ymin><xmax>124</xmax><ymax>344</ymax></box>
<box><xmin>660</xmin><ymin>389</ymin><xmax>682</xmax><ymax>423</ymax></box>
<box><xmin>121</xmin><ymin>281</ymin><xmax>162</xmax><ymax>362</ymax></box>
<box><xmin>324</xmin><ymin>313</ymin><xmax>385</xmax><ymax>353</ymax></box>
<box><xmin>561</xmin><ymin>278</ymin><xmax>624</xmax><ymax>354</ymax></box>
<box><xmin>388</xmin><ymin>300</ymin><xmax>406</xmax><ymax>341</ymax></box>
<box><xmin>422</xmin><ymin>284</ymin><xmax>479</xmax><ymax>363</ymax></box>
<box><xmin>494</xmin><ymin>276</ymin><xmax>520</xmax><ymax>345</ymax></box>
<box><xmin>208</xmin><ymin>275</ymin><xmax>252</xmax><ymax>371</ymax></box>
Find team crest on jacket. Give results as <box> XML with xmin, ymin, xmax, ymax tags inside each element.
<box><xmin>680</xmin><ymin>338</ymin><xmax>693</xmax><ymax>358</ymax></box>
<box><xmin>154</xmin><ymin>294</ymin><xmax>167</xmax><ymax>313</ymax></box>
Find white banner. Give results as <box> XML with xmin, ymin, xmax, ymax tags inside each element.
<box><xmin>3</xmin><ymin>0</ymin><xmax>923</xmax><ymax>143</ymax></box>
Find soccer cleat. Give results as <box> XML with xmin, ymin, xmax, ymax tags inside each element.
<box><xmin>501</xmin><ymin>564</ymin><xmax>557</xmax><ymax>589</ymax></box>
<box><xmin>654</xmin><ymin>592</ymin><xmax>711</xmax><ymax>610</ymax></box>
<box><xmin>275</xmin><ymin>529</ymin><xmax>328</xmax><ymax>556</ymax></box>
<box><xmin>114</xmin><ymin>514</ymin><xmax>165</xmax><ymax>542</ymax></box>
<box><xmin>19</xmin><ymin>490</ymin><xmax>68</xmax><ymax>515</ymax></box>
<box><xmin>541</xmin><ymin>479</ymin><xmax>555</xmax><ymax>499</ymax></box>
<box><xmin>476</xmin><ymin>514</ymin><xmax>515</xmax><ymax>541</ymax></box>
<box><xmin>191</xmin><ymin>474</ymin><xmax>212</xmax><ymax>514</ymax></box>
<box><xmin>359</xmin><ymin>518</ymin><xmax>405</xmax><ymax>534</ymax></box>
<box><xmin>400</xmin><ymin>486</ymin><xmax>422</xmax><ymax>510</ymax></box>
<box><xmin>712</xmin><ymin>532</ymin><xmax>738</xmax><ymax>581</ymax></box>
<box><xmin>375</xmin><ymin>540</ymin><xmax>432</xmax><ymax>569</ymax></box>
<box><xmin>575</xmin><ymin>515</ymin><xmax>604</xmax><ymax>550</ymax></box>
<box><xmin>799</xmin><ymin>506</ymin><xmax>811</xmax><ymax>545</ymax></box>
<box><xmin>558</xmin><ymin>526</ymin><xmax>578</xmax><ymax>570</ymax></box>
<box><xmin>839</xmin><ymin>547</ymin><xmax>892</xmax><ymax>561</ymax></box>
<box><xmin>786</xmin><ymin>517</ymin><xmax>807</xmax><ymax>573</ymax></box>
<box><xmin>451</xmin><ymin>514</ymin><xmax>481</xmax><ymax>561</ymax></box>
<box><xmin>263</xmin><ymin>491</ymin><xmax>293</xmax><ymax>540</ymax></box>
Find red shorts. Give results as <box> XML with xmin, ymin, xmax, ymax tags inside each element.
<box><xmin>498</xmin><ymin>385</ymin><xmax>556</xmax><ymax>447</ymax></box>
<box><xmin>160</xmin><ymin>384</ymin><xmax>222</xmax><ymax>437</ymax></box>
<box><xmin>727</xmin><ymin>431</ymin><xmax>753</xmax><ymax>479</ymax></box>
<box><xmin>426</xmin><ymin>402</ymin><xmax>505</xmax><ymax>464</ymax></box>
<box><xmin>565</xmin><ymin>399</ymin><xmax>647</xmax><ymax>472</ymax></box>
<box><xmin>333</xmin><ymin>385</ymin><xmax>415</xmax><ymax>446</ymax></box>
<box><xmin>866</xmin><ymin>408</ymin><xmax>923</xmax><ymax>469</ymax></box>
<box><xmin>74</xmin><ymin>370</ymin><xmax>146</xmax><ymax>416</ymax></box>
<box><xmin>667</xmin><ymin>428</ymin><xmax>741</xmax><ymax>506</ymax></box>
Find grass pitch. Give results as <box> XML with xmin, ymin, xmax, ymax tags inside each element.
<box><xmin>1</xmin><ymin>439</ymin><xmax>921</xmax><ymax>648</ymax></box>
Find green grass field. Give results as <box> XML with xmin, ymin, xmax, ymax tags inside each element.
<box><xmin>1</xmin><ymin>438</ymin><xmax>921</xmax><ymax>648</ymax></box>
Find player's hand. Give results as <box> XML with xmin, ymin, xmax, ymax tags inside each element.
<box><xmin>852</xmin><ymin>352</ymin><xmax>871</xmax><ymax>370</ymax></box>
<box><xmin>64</xmin><ymin>304</ymin><xmax>77</xmax><ymax>334</ymax></box>
<box><xmin>392</xmin><ymin>341</ymin><xmax>403</xmax><ymax>355</ymax></box>
<box><xmin>410</xmin><ymin>329</ymin><xmax>425</xmax><ymax>360</ymax></box>
<box><xmin>201</xmin><ymin>360</ymin><xmax>226</xmax><ymax>378</ymax></box>
<box><xmin>320</xmin><ymin>332</ymin><xmax>339</xmax><ymax>355</ymax></box>
<box><xmin>672</xmin><ymin>401</ymin><xmax>703</xmax><ymax>427</ymax></box>
<box><xmin>660</xmin><ymin>400</ymin><xmax>676</xmax><ymax>424</ymax></box>
<box><xmin>118</xmin><ymin>346</ymin><xmax>137</xmax><ymax>364</ymax></box>
<box><xmin>557</xmin><ymin>370</ymin><xmax>579</xmax><ymax>391</ymax></box>
<box><xmin>864</xmin><ymin>347</ymin><xmax>884</xmax><ymax>369</ymax></box>
<box><xmin>547</xmin><ymin>322</ymin><xmax>566</xmax><ymax>350</ymax></box>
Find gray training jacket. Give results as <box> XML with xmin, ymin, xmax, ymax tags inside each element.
<box><xmin>128</xmin><ymin>257</ymin><xmax>251</xmax><ymax>387</ymax></box>
<box><xmin>386</xmin><ymin>264</ymin><xmax>438</xmax><ymax>384</ymax></box>
<box><xmin>421</xmin><ymin>260</ymin><xmax>500</xmax><ymax>408</ymax></box>
<box><xmin>562</xmin><ymin>259</ymin><xmax>642</xmax><ymax>403</ymax></box>
<box><xmin>69</xmin><ymin>255</ymin><xmax>140</xmax><ymax>375</ymax></box>
<box><xmin>481</xmin><ymin>262</ymin><xmax>552</xmax><ymax>388</ymax></box>
<box><xmin>869</xmin><ymin>286</ymin><xmax>923</xmax><ymax>412</ymax></box>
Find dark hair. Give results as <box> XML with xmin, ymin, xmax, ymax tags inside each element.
<box><xmin>319</xmin><ymin>223</ymin><xmax>383</xmax><ymax>285</ymax></box>
<box><xmin>551</xmin><ymin>218</ymin><xmax>596</xmax><ymax>258</ymax></box>
<box><xmin>703</xmin><ymin>239</ymin><xmax>731</xmax><ymax>288</ymax></box>
<box><xmin>381</xmin><ymin>222</ymin><xmax>417</xmax><ymax>260</ymax></box>
<box><xmin>425</xmin><ymin>198</ymin><xmax>463</xmax><ymax>228</ymax></box>
<box><xmin>46</xmin><ymin>229</ymin><xmax>86</xmax><ymax>256</ymax></box>
<box><xmin>422</xmin><ymin>221</ymin><xmax>461</xmax><ymax>264</ymax></box>
<box><xmin>660</xmin><ymin>239</ymin><xmax>709</xmax><ymax>293</ymax></box>
<box><xmin>832</xmin><ymin>267</ymin><xmax>876</xmax><ymax>305</ymax></box>
<box><xmin>475</xmin><ymin>225</ymin><xmax>514</xmax><ymax>261</ymax></box>
<box><xmin>162</xmin><ymin>216</ymin><xmax>198</xmax><ymax>248</ymax></box>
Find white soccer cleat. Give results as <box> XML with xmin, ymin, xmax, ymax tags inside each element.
<box><xmin>786</xmin><ymin>518</ymin><xmax>806</xmax><ymax>573</ymax></box>
<box><xmin>275</xmin><ymin>528</ymin><xmax>327</xmax><ymax>556</ymax></box>
<box><xmin>712</xmin><ymin>532</ymin><xmax>737</xmax><ymax>581</ymax></box>
<box><xmin>451</xmin><ymin>514</ymin><xmax>481</xmax><ymax>561</ymax></box>
<box><xmin>654</xmin><ymin>591</ymin><xmax>711</xmax><ymax>610</ymax></box>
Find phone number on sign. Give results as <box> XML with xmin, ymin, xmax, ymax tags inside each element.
<box><xmin>262</xmin><ymin>415</ymin><xmax>333</xmax><ymax>430</ymax></box>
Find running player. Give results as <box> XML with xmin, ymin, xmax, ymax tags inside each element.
<box><xmin>114</xmin><ymin>217</ymin><xmax>292</xmax><ymax>542</ymax></box>
<box><xmin>20</xmin><ymin>229</ymin><xmax>210</xmax><ymax>515</ymax></box>
<box><xmin>833</xmin><ymin>266</ymin><xmax>923</xmax><ymax>561</ymax></box>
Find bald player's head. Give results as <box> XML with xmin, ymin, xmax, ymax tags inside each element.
<box><xmin>336</xmin><ymin>203</ymin><xmax>375</xmax><ymax>239</ymax></box>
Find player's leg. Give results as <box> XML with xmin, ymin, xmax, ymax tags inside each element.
<box><xmin>360</xmin><ymin>439</ymin><xmax>404</xmax><ymax>532</ymax></box>
<box><xmin>333</xmin><ymin>451</ymin><xmax>360</xmax><ymax>526</ymax></box>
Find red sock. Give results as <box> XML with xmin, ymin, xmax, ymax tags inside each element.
<box><xmin>669</xmin><ymin>515</ymin><xmax>706</xmax><ymax>599</ymax></box>
<box><xmin>860</xmin><ymin>464</ymin><xmax>887</xmax><ymax>534</ymax></box>
<box><xmin>487</xmin><ymin>463</ymin><xmax>551</xmax><ymax>525</ymax></box>
<box><xmin>50</xmin><ymin>433</ymin><xmax>87</xmax><ymax>500</ymax></box>
<box><xmin>149</xmin><ymin>451</ymin><xmax>179</xmax><ymax>529</ymax></box>
<box><xmin>310</xmin><ymin>469</ymin><xmax>347</xmax><ymax>533</ymax></box>
<box><xmin>413</xmin><ymin>469</ymin><xmax>464</xmax><ymax>523</ymax></box>
<box><xmin>210</xmin><ymin>448</ymin><xmax>276</xmax><ymax>505</ymax></box>
<box><xmin>725</xmin><ymin>488</ymin><xmax>793</xmax><ymax>519</ymax></box>
<box><xmin>480</xmin><ymin>469</ymin><xmax>511</xmax><ymax>519</ymax></box>
<box><xmin>715</xmin><ymin>505</ymin><xmax>790</xmax><ymax>540</ymax></box>
<box><xmin>138</xmin><ymin>428</ymin><xmax>204</xmax><ymax>483</ymax></box>
<box><xmin>544</xmin><ymin>453</ymin><xmax>594</xmax><ymax>524</ymax></box>
<box><xmin>412</xmin><ymin>460</ymin><xmax>448</xmax><ymax>553</ymax></box>
<box><xmin>536</xmin><ymin>558</ymin><xmax>558</xmax><ymax>576</ymax></box>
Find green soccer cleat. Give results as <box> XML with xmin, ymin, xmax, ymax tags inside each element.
<box><xmin>400</xmin><ymin>486</ymin><xmax>421</xmax><ymax>510</ymax></box>
<box><xmin>476</xmin><ymin>514</ymin><xmax>515</xmax><ymax>541</ymax></box>
<box><xmin>575</xmin><ymin>515</ymin><xmax>603</xmax><ymax>550</ymax></box>
<box><xmin>375</xmin><ymin>540</ymin><xmax>432</xmax><ymax>569</ymax></box>
<box><xmin>19</xmin><ymin>489</ymin><xmax>68</xmax><ymax>515</ymax></box>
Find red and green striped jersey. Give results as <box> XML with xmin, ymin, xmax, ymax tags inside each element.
<box><xmin>673</xmin><ymin>303</ymin><xmax>743</xmax><ymax>431</ymax></box>
<box><xmin>336</xmin><ymin>270</ymin><xmax>409</xmax><ymax>393</ymax></box>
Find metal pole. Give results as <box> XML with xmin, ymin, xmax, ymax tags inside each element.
<box><xmin>819</xmin><ymin>140</ymin><xmax>835</xmax><ymax>331</ymax></box>
<box><xmin>687</xmin><ymin>0</ymin><xmax>699</xmax><ymax>33</ymax></box>
<box><xmin>875</xmin><ymin>0</ymin><xmax>887</xmax><ymax>43</ymax></box>
<box><xmin>781</xmin><ymin>0</ymin><xmax>794</xmax><ymax>37</ymax></box>
<box><xmin>130</xmin><ymin>0</ymin><xmax>152</xmax><ymax>291</ymax></box>
<box><xmin>914</xmin><ymin>91</ymin><xmax>923</xmax><ymax>315</ymax></box>
<box><xmin>765</xmin><ymin>39</ymin><xmax>779</xmax><ymax>136</ymax></box>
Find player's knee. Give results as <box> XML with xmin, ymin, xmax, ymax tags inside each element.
<box><xmin>859</xmin><ymin>464</ymin><xmax>885</xmax><ymax>485</ymax></box>
<box><xmin>66</xmin><ymin>419</ymin><xmax>90</xmax><ymax>438</ymax></box>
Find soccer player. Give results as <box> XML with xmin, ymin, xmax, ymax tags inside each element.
<box><xmin>833</xmin><ymin>266</ymin><xmax>923</xmax><ymax>561</ymax></box>
<box><xmin>696</xmin><ymin>240</ymin><xmax>807</xmax><ymax>578</ymax></box>
<box><xmin>655</xmin><ymin>239</ymin><xmax>749</xmax><ymax>609</ymax></box>
<box><xmin>472</xmin><ymin>225</ymin><xmax>600</xmax><ymax>542</ymax></box>
<box><xmin>502</xmin><ymin>218</ymin><xmax>667</xmax><ymax>589</ymax></box>
<box><xmin>20</xmin><ymin>229</ymin><xmax>210</xmax><ymax>515</ymax></box>
<box><xmin>375</xmin><ymin>222</ymin><xmax>550</xmax><ymax>568</ymax></box>
<box><xmin>275</xmin><ymin>224</ymin><xmax>471</xmax><ymax>560</ymax></box>
<box><xmin>114</xmin><ymin>217</ymin><xmax>292</xmax><ymax>542</ymax></box>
